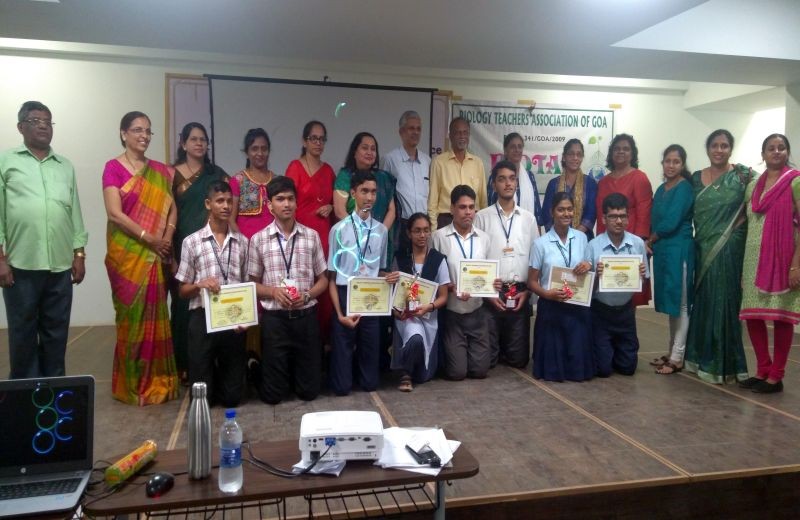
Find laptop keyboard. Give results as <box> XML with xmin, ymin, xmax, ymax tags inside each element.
<box><xmin>0</xmin><ymin>478</ymin><xmax>82</xmax><ymax>500</ymax></box>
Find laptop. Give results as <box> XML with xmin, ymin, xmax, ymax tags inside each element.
<box><xmin>0</xmin><ymin>375</ymin><xmax>94</xmax><ymax>518</ymax></box>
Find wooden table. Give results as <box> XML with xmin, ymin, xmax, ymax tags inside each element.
<box><xmin>82</xmin><ymin>439</ymin><xmax>479</xmax><ymax>519</ymax></box>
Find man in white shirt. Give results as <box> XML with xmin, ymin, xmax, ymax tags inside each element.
<box><xmin>475</xmin><ymin>160</ymin><xmax>537</xmax><ymax>369</ymax></box>
<box><xmin>382</xmin><ymin>110</ymin><xmax>431</xmax><ymax>257</ymax></box>
<box><xmin>431</xmin><ymin>185</ymin><xmax>494</xmax><ymax>380</ymax></box>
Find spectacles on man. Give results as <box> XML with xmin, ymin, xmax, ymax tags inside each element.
<box><xmin>128</xmin><ymin>127</ymin><xmax>154</xmax><ymax>136</ymax></box>
<box><xmin>23</xmin><ymin>118</ymin><xmax>54</xmax><ymax>128</ymax></box>
<box><xmin>605</xmin><ymin>214</ymin><xmax>628</xmax><ymax>221</ymax></box>
<box><xmin>306</xmin><ymin>136</ymin><xmax>327</xmax><ymax>144</ymax></box>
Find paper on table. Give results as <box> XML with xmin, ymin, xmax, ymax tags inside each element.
<box><xmin>376</xmin><ymin>427</ymin><xmax>460</xmax><ymax>476</ymax></box>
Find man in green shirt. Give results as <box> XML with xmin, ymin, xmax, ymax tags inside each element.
<box><xmin>0</xmin><ymin>101</ymin><xmax>88</xmax><ymax>378</ymax></box>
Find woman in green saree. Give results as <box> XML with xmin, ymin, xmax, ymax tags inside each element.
<box><xmin>170</xmin><ymin>123</ymin><xmax>229</xmax><ymax>381</ymax></box>
<box><xmin>684</xmin><ymin>129</ymin><xmax>754</xmax><ymax>383</ymax></box>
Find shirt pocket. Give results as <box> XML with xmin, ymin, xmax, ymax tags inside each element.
<box><xmin>47</xmin><ymin>177</ymin><xmax>73</xmax><ymax>207</ymax></box>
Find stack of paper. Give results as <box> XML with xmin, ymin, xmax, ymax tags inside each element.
<box><xmin>375</xmin><ymin>427</ymin><xmax>460</xmax><ymax>476</ymax></box>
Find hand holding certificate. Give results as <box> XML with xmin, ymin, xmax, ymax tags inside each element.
<box><xmin>598</xmin><ymin>255</ymin><xmax>643</xmax><ymax>292</ymax></box>
<box><xmin>346</xmin><ymin>277</ymin><xmax>392</xmax><ymax>316</ymax></box>
<box><xmin>547</xmin><ymin>266</ymin><xmax>595</xmax><ymax>306</ymax></box>
<box><xmin>391</xmin><ymin>272</ymin><xmax>438</xmax><ymax>312</ymax></box>
<box><xmin>203</xmin><ymin>282</ymin><xmax>259</xmax><ymax>332</ymax></box>
<box><xmin>456</xmin><ymin>259</ymin><xmax>499</xmax><ymax>298</ymax></box>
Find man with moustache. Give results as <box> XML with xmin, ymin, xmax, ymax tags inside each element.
<box><xmin>432</xmin><ymin>185</ymin><xmax>495</xmax><ymax>380</ymax></box>
<box><xmin>0</xmin><ymin>100</ymin><xmax>88</xmax><ymax>379</ymax></box>
<box><xmin>428</xmin><ymin>118</ymin><xmax>487</xmax><ymax>230</ymax></box>
<box><xmin>248</xmin><ymin>176</ymin><xmax>329</xmax><ymax>404</ymax></box>
<box><xmin>586</xmin><ymin>193</ymin><xmax>649</xmax><ymax>377</ymax></box>
<box><xmin>382</xmin><ymin>110</ymin><xmax>431</xmax><ymax>256</ymax></box>
<box><xmin>176</xmin><ymin>180</ymin><xmax>248</xmax><ymax>406</ymax></box>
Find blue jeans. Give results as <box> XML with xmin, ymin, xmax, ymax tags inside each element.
<box><xmin>3</xmin><ymin>268</ymin><xmax>73</xmax><ymax>378</ymax></box>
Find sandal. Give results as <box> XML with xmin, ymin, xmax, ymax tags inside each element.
<box><xmin>398</xmin><ymin>376</ymin><xmax>413</xmax><ymax>392</ymax></box>
<box><xmin>655</xmin><ymin>361</ymin><xmax>683</xmax><ymax>375</ymax></box>
<box><xmin>649</xmin><ymin>355</ymin><xmax>669</xmax><ymax>367</ymax></box>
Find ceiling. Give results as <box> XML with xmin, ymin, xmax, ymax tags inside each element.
<box><xmin>1</xmin><ymin>0</ymin><xmax>799</xmax><ymax>86</ymax></box>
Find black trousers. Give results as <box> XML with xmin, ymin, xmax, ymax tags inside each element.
<box><xmin>590</xmin><ymin>300</ymin><xmax>639</xmax><ymax>377</ymax></box>
<box><xmin>256</xmin><ymin>307</ymin><xmax>321</xmax><ymax>404</ymax></box>
<box><xmin>187</xmin><ymin>309</ymin><xmax>246</xmax><ymax>407</ymax></box>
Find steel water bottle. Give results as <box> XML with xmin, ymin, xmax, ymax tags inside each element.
<box><xmin>187</xmin><ymin>382</ymin><xmax>212</xmax><ymax>479</ymax></box>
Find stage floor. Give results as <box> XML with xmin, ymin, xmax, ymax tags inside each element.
<box><xmin>2</xmin><ymin>309</ymin><xmax>800</xmax><ymax>517</ymax></box>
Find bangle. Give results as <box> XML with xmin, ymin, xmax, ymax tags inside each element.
<box><xmin>139</xmin><ymin>229</ymin><xmax>146</xmax><ymax>240</ymax></box>
<box><xmin>167</xmin><ymin>223</ymin><xmax>176</xmax><ymax>229</ymax></box>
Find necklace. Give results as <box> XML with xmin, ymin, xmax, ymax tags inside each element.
<box><xmin>248</xmin><ymin>168</ymin><xmax>273</xmax><ymax>185</ymax></box>
<box><xmin>124</xmin><ymin>152</ymin><xmax>145</xmax><ymax>174</ymax></box>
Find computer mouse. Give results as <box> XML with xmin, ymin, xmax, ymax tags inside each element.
<box><xmin>145</xmin><ymin>472</ymin><xmax>175</xmax><ymax>498</ymax></box>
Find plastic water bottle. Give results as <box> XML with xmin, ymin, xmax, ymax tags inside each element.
<box><xmin>218</xmin><ymin>409</ymin><xmax>243</xmax><ymax>493</ymax></box>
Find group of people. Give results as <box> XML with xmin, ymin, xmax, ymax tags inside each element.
<box><xmin>1</xmin><ymin>101</ymin><xmax>797</xmax><ymax>410</ymax></box>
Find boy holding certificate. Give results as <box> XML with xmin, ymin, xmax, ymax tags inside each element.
<box><xmin>328</xmin><ymin>170</ymin><xmax>400</xmax><ymax>395</ymax></box>
<box><xmin>431</xmin><ymin>185</ymin><xmax>494</xmax><ymax>380</ymax></box>
<box><xmin>248</xmin><ymin>176</ymin><xmax>329</xmax><ymax>404</ymax></box>
<box><xmin>474</xmin><ymin>160</ymin><xmax>538</xmax><ymax>369</ymax></box>
<box><xmin>585</xmin><ymin>193</ymin><xmax>649</xmax><ymax>377</ymax></box>
<box><xmin>175</xmin><ymin>180</ymin><xmax>248</xmax><ymax>407</ymax></box>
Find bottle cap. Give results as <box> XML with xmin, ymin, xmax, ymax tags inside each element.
<box><xmin>225</xmin><ymin>409</ymin><xmax>236</xmax><ymax>419</ymax></box>
<box><xmin>191</xmin><ymin>382</ymin><xmax>207</xmax><ymax>398</ymax></box>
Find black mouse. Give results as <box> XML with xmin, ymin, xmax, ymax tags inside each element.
<box><xmin>145</xmin><ymin>472</ymin><xmax>175</xmax><ymax>498</ymax></box>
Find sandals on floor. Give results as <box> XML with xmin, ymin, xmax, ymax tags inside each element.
<box><xmin>398</xmin><ymin>376</ymin><xmax>413</xmax><ymax>392</ymax></box>
<box><xmin>655</xmin><ymin>361</ymin><xmax>683</xmax><ymax>375</ymax></box>
<box><xmin>649</xmin><ymin>355</ymin><xmax>669</xmax><ymax>367</ymax></box>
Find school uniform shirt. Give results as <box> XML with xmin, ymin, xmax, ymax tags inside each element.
<box><xmin>327</xmin><ymin>211</ymin><xmax>388</xmax><ymax>286</ymax></box>
<box><xmin>585</xmin><ymin>231</ymin><xmax>649</xmax><ymax>306</ymax></box>
<box><xmin>176</xmin><ymin>223</ymin><xmax>248</xmax><ymax>310</ymax></box>
<box><xmin>474</xmin><ymin>202</ymin><xmax>536</xmax><ymax>283</ymax></box>
<box><xmin>530</xmin><ymin>227</ymin><xmax>588</xmax><ymax>288</ymax></box>
<box><xmin>431</xmin><ymin>223</ymin><xmax>491</xmax><ymax>314</ymax></box>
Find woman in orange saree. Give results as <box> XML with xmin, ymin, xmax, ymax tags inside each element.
<box><xmin>103</xmin><ymin>111</ymin><xmax>178</xmax><ymax>406</ymax></box>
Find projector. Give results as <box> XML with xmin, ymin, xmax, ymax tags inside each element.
<box><xmin>299</xmin><ymin>411</ymin><xmax>384</xmax><ymax>463</ymax></box>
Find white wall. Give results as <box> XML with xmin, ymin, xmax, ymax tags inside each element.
<box><xmin>0</xmin><ymin>48</ymin><xmax>781</xmax><ymax>326</ymax></box>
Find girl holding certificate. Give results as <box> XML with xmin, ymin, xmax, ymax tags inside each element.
<box><xmin>528</xmin><ymin>192</ymin><xmax>594</xmax><ymax>381</ymax></box>
<box><xmin>391</xmin><ymin>213</ymin><xmax>450</xmax><ymax>392</ymax></box>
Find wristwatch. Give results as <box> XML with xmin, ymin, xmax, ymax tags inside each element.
<box><xmin>74</xmin><ymin>251</ymin><xmax>86</xmax><ymax>259</ymax></box>
<box><xmin>303</xmin><ymin>291</ymin><xmax>311</xmax><ymax>305</ymax></box>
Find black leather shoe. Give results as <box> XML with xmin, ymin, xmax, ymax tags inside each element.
<box><xmin>752</xmin><ymin>380</ymin><xmax>783</xmax><ymax>394</ymax></box>
<box><xmin>738</xmin><ymin>377</ymin><xmax>764</xmax><ymax>389</ymax></box>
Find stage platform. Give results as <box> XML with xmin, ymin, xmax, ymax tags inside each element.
<box><xmin>2</xmin><ymin>309</ymin><xmax>800</xmax><ymax>518</ymax></box>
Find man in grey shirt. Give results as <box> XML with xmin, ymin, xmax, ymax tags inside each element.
<box><xmin>382</xmin><ymin>110</ymin><xmax>431</xmax><ymax>257</ymax></box>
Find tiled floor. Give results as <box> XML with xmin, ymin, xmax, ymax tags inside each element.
<box><xmin>2</xmin><ymin>308</ymin><xmax>800</xmax><ymax>511</ymax></box>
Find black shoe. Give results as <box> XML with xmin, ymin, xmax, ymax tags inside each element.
<box><xmin>752</xmin><ymin>379</ymin><xmax>783</xmax><ymax>394</ymax></box>
<box><xmin>738</xmin><ymin>377</ymin><xmax>764</xmax><ymax>389</ymax></box>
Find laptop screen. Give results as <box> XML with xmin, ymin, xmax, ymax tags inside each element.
<box><xmin>0</xmin><ymin>376</ymin><xmax>94</xmax><ymax>478</ymax></box>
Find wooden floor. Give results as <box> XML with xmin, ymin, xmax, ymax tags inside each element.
<box><xmin>2</xmin><ymin>309</ymin><xmax>800</xmax><ymax>518</ymax></box>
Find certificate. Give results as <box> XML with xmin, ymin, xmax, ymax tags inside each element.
<box><xmin>391</xmin><ymin>272</ymin><xmax>438</xmax><ymax>311</ymax></box>
<box><xmin>547</xmin><ymin>266</ymin><xmax>595</xmax><ymax>307</ymax></box>
<box><xmin>203</xmin><ymin>282</ymin><xmax>259</xmax><ymax>333</ymax></box>
<box><xmin>346</xmin><ymin>277</ymin><xmax>392</xmax><ymax>316</ymax></box>
<box><xmin>598</xmin><ymin>255</ymin><xmax>642</xmax><ymax>292</ymax></box>
<box><xmin>457</xmin><ymin>259</ymin><xmax>499</xmax><ymax>298</ymax></box>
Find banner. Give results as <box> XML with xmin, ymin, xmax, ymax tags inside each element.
<box><xmin>451</xmin><ymin>101</ymin><xmax>615</xmax><ymax>192</ymax></box>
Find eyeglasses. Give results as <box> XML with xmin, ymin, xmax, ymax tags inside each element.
<box><xmin>605</xmin><ymin>214</ymin><xmax>628</xmax><ymax>221</ymax></box>
<box><xmin>23</xmin><ymin>118</ymin><xmax>54</xmax><ymax>128</ymax></box>
<box><xmin>128</xmin><ymin>127</ymin><xmax>154</xmax><ymax>136</ymax></box>
<box><xmin>187</xmin><ymin>136</ymin><xmax>208</xmax><ymax>144</ymax></box>
<box><xmin>410</xmin><ymin>229</ymin><xmax>431</xmax><ymax>236</ymax></box>
<box><xmin>565</xmin><ymin>152</ymin><xmax>583</xmax><ymax>158</ymax></box>
<box><xmin>306</xmin><ymin>136</ymin><xmax>327</xmax><ymax>144</ymax></box>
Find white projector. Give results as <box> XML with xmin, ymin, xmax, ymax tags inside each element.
<box><xmin>299</xmin><ymin>411</ymin><xmax>384</xmax><ymax>463</ymax></box>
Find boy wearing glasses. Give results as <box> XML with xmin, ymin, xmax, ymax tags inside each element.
<box><xmin>585</xmin><ymin>193</ymin><xmax>649</xmax><ymax>377</ymax></box>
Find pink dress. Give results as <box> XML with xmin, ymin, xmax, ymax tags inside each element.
<box><xmin>230</xmin><ymin>170</ymin><xmax>274</xmax><ymax>239</ymax></box>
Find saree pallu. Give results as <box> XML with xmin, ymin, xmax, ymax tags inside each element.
<box><xmin>171</xmin><ymin>164</ymin><xmax>228</xmax><ymax>373</ymax></box>
<box><xmin>105</xmin><ymin>160</ymin><xmax>178</xmax><ymax>405</ymax></box>
<box><xmin>684</xmin><ymin>165</ymin><xmax>752</xmax><ymax>383</ymax></box>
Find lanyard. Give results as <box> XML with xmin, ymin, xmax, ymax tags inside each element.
<box><xmin>495</xmin><ymin>204</ymin><xmax>515</xmax><ymax>245</ymax></box>
<box><xmin>211</xmin><ymin>235</ymin><xmax>233</xmax><ymax>285</ymax></box>
<box><xmin>350</xmin><ymin>214</ymin><xmax>372</xmax><ymax>263</ymax></box>
<box><xmin>454</xmin><ymin>233</ymin><xmax>473</xmax><ymax>259</ymax></box>
<box><xmin>411</xmin><ymin>248</ymin><xmax>429</xmax><ymax>277</ymax></box>
<box><xmin>556</xmin><ymin>237</ymin><xmax>572</xmax><ymax>267</ymax></box>
<box><xmin>277</xmin><ymin>231</ymin><xmax>297</xmax><ymax>279</ymax></box>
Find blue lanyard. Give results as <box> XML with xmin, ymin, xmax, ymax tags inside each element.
<box><xmin>350</xmin><ymin>214</ymin><xmax>372</xmax><ymax>263</ymax></box>
<box><xmin>556</xmin><ymin>237</ymin><xmax>572</xmax><ymax>267</ymax></box>
<box><xmin>495</xmin><ymin>204</ymin><xmax>515</xmax><ymax>245</ymax></box>
<box><xmin>454</xmin><ymin>233</ymin><xmax>473</xmax><ymax>259</ymax></box>
<box><xmin>276</xmin><ymin>231</ymin><xmax>297</xmax><ymax>279</ymax></box>
<box><xmin>210</xmin><ymin>235</ymin><xmax>232</xmax><ymax>285</ymax></box>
